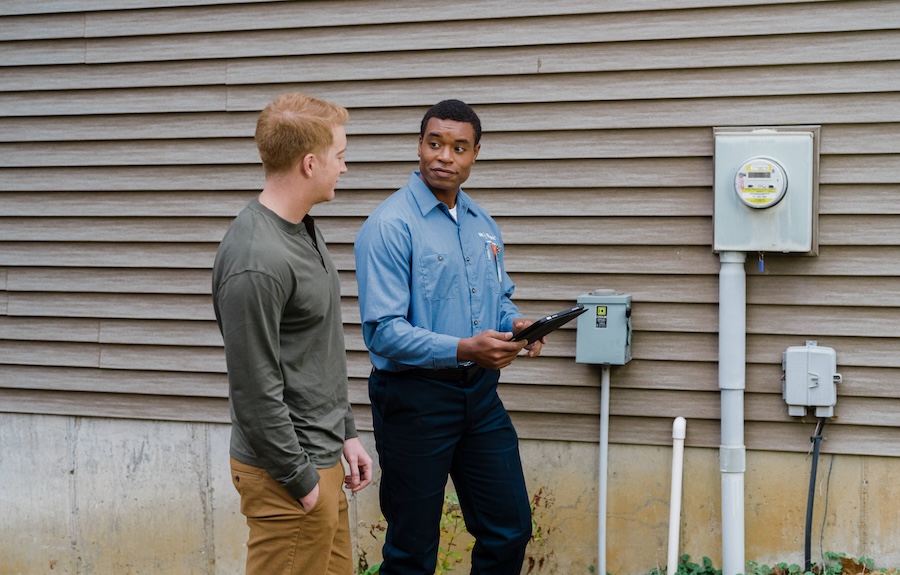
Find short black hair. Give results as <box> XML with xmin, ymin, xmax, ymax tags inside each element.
<box><xmin>420</xmin><ymin>99</ymin><xmax>482</xmax><ymax>145</ymax></box>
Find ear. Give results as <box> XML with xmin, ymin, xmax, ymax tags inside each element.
<box><xmin>472</xmin><ymin>142</ymin><xmax>481</xmax><ymax>162</ymax></box>
<box><xmin>298</xmin><ymin>153</ymin><xmax>316</xmax><ymax>178</ymax></box>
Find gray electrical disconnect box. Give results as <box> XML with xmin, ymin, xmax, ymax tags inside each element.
<box><xmin>575</xmin><ymin>290</ymin><xmax>632</xmax><ymax>365</ymax></box>
<box><xmin>782</xmin><ymin>340</ymin><xmax>841</xmax><ymax>417</ymax></box>
<box><xmin>713</xmin><ymin>127</ymin><xmax>820</xmax><ymax>254</ymax></box>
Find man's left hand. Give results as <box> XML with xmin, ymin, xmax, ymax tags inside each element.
<box><xmin>512</xmin><ymin>317</ymin><xmax>544</xmax><ymax>358</ymax></box>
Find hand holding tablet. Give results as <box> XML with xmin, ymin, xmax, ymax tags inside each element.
<box><xmin>511</xmin><ymin>304</ymin><xmax>588</xmax><ymax>344</ymax></box>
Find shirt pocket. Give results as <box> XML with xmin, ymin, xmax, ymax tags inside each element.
<box><xmin>482</xmin><ymin>242</ymin><xmax>503</xmax><ymax>294</ymax></box>
<box><xmin>419</xmin><ymin>252</ymin><xmax>459</xmax><ymax>302</ymax></box>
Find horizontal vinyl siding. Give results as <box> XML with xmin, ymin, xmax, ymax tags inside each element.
<box><xmin>1</xmin><ymin>0</ymin><xmax>899</xmax><ymax>456</ymax></box>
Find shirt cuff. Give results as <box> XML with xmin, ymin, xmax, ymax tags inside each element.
<box><xmin>435</xmin><ymin>333</ymin><xmax>462</xmax><ymax>368</ymax></box>
<box><xmin>285</xmin><ymin>465</ymin><xmax>321</xmax><ymax>500</ymax></box>
<box><xmin>344</xmin><ymin>410</ymin><xmax>358</xmax><ymax>440</ymax></box>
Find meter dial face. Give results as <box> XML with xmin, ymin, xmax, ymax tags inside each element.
<box><xmin>734</xmin><ymin>157</ymin><xmax>788</xmax><ymax>209</ymax></box>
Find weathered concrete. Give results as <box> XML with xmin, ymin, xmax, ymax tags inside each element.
<box><xmin>2</xmin><ymin>413</ymin><xmax>899</xmax><ymax>574</ymax></box>
<box><xmin>0</xmin><ymin>414</ymin><xmax>245</xmax><ymax>575</ymax></box>
<box><xmin>355</xmin><ymin>433</ymin><xmax>900</xmax><ymax>575</ymax></box>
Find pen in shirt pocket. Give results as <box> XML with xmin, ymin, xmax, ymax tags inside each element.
<box><xmin>490</xmin><ymin>243</ymin><xmax>502</xmax><ymax>283</ymax></box>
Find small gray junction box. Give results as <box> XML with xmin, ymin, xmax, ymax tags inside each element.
<box><xmin>576</xmin><ymin>290</ymin><xmax>632</xmax><ymax>365</ymax></box>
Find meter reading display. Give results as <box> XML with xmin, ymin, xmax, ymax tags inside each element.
<box><xmin>734</xmin><ymin>156</ymin><xmax>788</xmax><ymax>209</ymax></box>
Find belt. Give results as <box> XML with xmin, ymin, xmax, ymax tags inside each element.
<box><xmin>404</xmin><ymin>361</ymin><xmax>483</xmax><ymax>383</ymax></box>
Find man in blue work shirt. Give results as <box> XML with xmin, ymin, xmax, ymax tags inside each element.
<box><xmin>354</xmin><ymin>99</ymin><xmax>543</xmax><ymax>575</ymax></box>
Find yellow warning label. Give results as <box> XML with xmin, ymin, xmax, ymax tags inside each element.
<box><xmin>596</xmin><ymin>306</ymin><xmax>607</xmax><ymax>316</ymax></box>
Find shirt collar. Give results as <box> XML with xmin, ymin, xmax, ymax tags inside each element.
<box><xmin>408</xmin><ymin>171</ymin><xmax>474</xmax><ymax>219</ymax></box>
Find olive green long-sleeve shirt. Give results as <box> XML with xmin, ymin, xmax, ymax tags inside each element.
<box><xmin>212</xmin><ymin>198</ymin><xmax>356</xmax><ymax>499</ymax></box>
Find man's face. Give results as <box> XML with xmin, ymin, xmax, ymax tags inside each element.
<box><xmin>417</xmin><ymin>117</ymin><xmax>480</xmax><ymax>199</ymax></box>
<box><xmin>313</xmin><ymin>124</ymin><xmax>348</xmax><ymax>203</ymax></box>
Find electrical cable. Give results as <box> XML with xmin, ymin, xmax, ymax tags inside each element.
<box><xmin>805</xmin><ymin>417</ymin><xmax>827</xmax><ymax>573</ymax></box>
<box><xmin>819</xmin><ymin>454</ymin><xmax>835</xmax><ymax>571</ymax></box>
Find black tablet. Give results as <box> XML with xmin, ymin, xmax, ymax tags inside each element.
<box><xmin>511</xmin><ymin>304</ymin><xmax>588</xmax><ymax>344</ymax></box>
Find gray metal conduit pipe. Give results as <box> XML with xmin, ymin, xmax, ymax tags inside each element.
<box><xmin>719</xmin><ymin>251</ymin><xmax>746</xmax><ymax>575</ymax></box>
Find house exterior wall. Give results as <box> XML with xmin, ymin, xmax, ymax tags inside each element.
<box><xmin>1</xmin><ymin>1</ymin><xmax>899</xmax><ymax>573</ymax></box>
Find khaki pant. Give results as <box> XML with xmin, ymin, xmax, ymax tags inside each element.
<box><xmin>230</xmin><ymin>457</ymin><xmax>351</xmax><ymax>575</ymax></box>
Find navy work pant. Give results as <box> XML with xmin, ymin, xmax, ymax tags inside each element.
<box><xmin>369</xmin><ymin>367</ymin><xmax>532</xmax><ymax>575</ymax></box>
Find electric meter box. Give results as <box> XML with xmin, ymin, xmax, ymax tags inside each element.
<box><xmin>782</xmin><ymin>341</ymin><xmax>841</xmax><ymax>418</ymax></box>
<box><xmin>713</xmin><ymin>127</ymin><xmax>819</xmax><ymax>254</ymax></box>
<box><xmin>576</xmin><ymin>290</ymin><xmax>632</xmax><ymax>365</ymax></box>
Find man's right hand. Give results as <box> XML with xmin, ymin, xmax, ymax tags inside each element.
<box><xmin>298</xmin><ymin>483</ymin><xmax>320</xmax><ymax>512</ymax></box>
<box><xmin>457</xmin><ymin>330</ymin><xmax>528</xmax><ymax>370</ymax></box>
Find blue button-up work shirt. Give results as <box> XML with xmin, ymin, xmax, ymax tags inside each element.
<box><xmin>354</xmin><ymin>172</ymin><xmax>521</xmax><ymax>371</ymax></box>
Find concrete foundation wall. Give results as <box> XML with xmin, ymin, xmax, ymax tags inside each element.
<box><xmin>2</xmin><ymin>413</ymin><xmax>898</xmax><ymax>574</ymax></box>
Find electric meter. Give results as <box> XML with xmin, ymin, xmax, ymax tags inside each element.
<box><xmin>734</xmin><ymin>156</ymin><xmax>787</xmax><ymax>209</ymax></box>
<box><xmin>713</xmin><ymin>127</ymin><xmax>819</xmax><ymax>254</ymax></box>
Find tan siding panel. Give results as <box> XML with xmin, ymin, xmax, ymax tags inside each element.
<box><xmin>98</xmin><ymin>319</ymin><xmax>221</xmax><ymax>346</ymax></box>
<box><xmin>823</xmin><ymin>124</ymin><xmax>900</xmax><ymax>154</ymax></box>
<box><xmin>0</xmin><ymin>0</ymin><xmax>275</xmax><ymax>17</ymax></box>
<box><xmin>498</xmin><ymin>216</ymin><xmax>712</xmax><ymax>246</ymax></box>
<box><xmin>0</xmin><ymin>13</ymin><xmax>86</xmax><ymax>41</ymax></box>
<box><xmin>0</xmin><ymin>191</ymin><xmax>254</xmax><ymax>217</ymax></box>
<box><xmin>227</xmin><ymin>31</ymin><xmax>900</xmax><ymax>85</ymax></box>
<box><xmin>2</xmin><ymin>94</ymin><xmax>898</xmax><ymax>142</ymax></box>
<box><xmin>0</xmin><ymin>217</ymin><xmax>231</xmax><ymax>243</ymax></box>
<box><xmin>429</xmin><ymin>94</ymin><xmax>900</xmax><ymax>132</ymax></box>
<box><xmin>99</xmin><ymin>344</ymin><xmax>225</xmax><ymax>372</ymax></box>
<box><xmin>630</xmin><ymin>332</ymin><xmax>718</xmax><ymax>363</ymax></box>
<box><xmin>820</xmin><ymin>214</ymin><xmax>900</xmax><ymax>245</ymax></box>
<box><xmin>748</xmin><ymin>305</ymin><xmax>900</xmax><ymax>338</ymax></box>
<box><xmin>0</xmin><ymin>39</ymin><xmax>85</xmax><ymax>66</ymax></box>
<box><xmin>830</xmin><ymin>366</ymin><xmax>900</xmax><ymax>399</ymax></box>
<box><xmin>75</xmin><ymin>0</ymin><xmax>844</xmax><ymax>37</ymax></box>
<box><xmin>1</xmin><ymin>365</ymin><xmax>226</xmax><ymax>397</ymax></box>
<box><xmin>7</xmin><ymin>293</ymin><xmax>214</xmax><ymax>321</ymax></box>
<box><xmin>0</xmin><ymin>341</ymin><xmax>100</xmax><ymax>368</ymax></box>
<box><xmin>747</xmin><ymin>276</ymin><xmax>900</xmax><ymax>306</ymax></box>
<box><xmin>79</xmin><ymin>3</ymin><xmax>898</xmax><ymax>63</ymax></box>
<box><xmin>821</xmin><ymin>154</ymin><xmax>900</xmax><ymax>184</ymax></box>
<box><xmin>0</xmin><ymin>243</ymin><xmax>218</xmax><ymax>269</ymax></box>
<box><xmin>498</xmin><ymin>384</ymin><xmax>600</xmax><ymax>415</ymax></box>
<box><xmin>0</xmin><ymin>316</ymin><xmax>100</xmax><ymax>342</ymax></box>
<box><xmin>0</xmin><ymin>388</ymin><xmax>230</xmax><ymax>423</ymax></box>
<box><xmin>225</xmin><ymin>63</ymin><xmax>900</xmax><ymax>111</ymax></box>
<box><xmin>9</xmin><ymin>32</ymin><xmax>899</xmax><ymax>90</ymax></box>
<box><xmin>820</xmin><ymin>184</ymin><xmax>900</xmax><ymax>215</ymax></box>
<box><xmin>0</xmin><ymin>112</ymin><xmax>257</xmax><ymax>142</ymax></box>
<box><xmin>497</xmin><ymin>274</ymin><xmax>719</xmax><ymax>304</ymax></box>
<box><xmin>0</xmin><ymin>62</ymin><xmax>227</xmax><ymax>91</ymax></box>
<box><xmin>0</xmin><ymin>87</ymin><xmax>228</xmax><ymax>116</ymax></box>
<box><xmin>7</xmin><ymin>267</ymin><xmax>213</xmax><ymax>294</ymax></box>
<box><xmin>503</xmin><ymin>246</ymin><xmax>719</xmax><ymax>275</ymax></box>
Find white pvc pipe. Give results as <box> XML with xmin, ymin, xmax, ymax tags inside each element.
<box><xmin>598</xmin><ymin>364</ymin><xmax>610</xmax><ymax>575</ymax></box>
<box><xmin>667</xmin><ymin>417</ymin><xmax>687</xmax><ymax>575</ymax></box>
<box><xmin>719</xmin><ymin>252</ymin><xmax>746</xmax><ymax>575</ymax></box>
